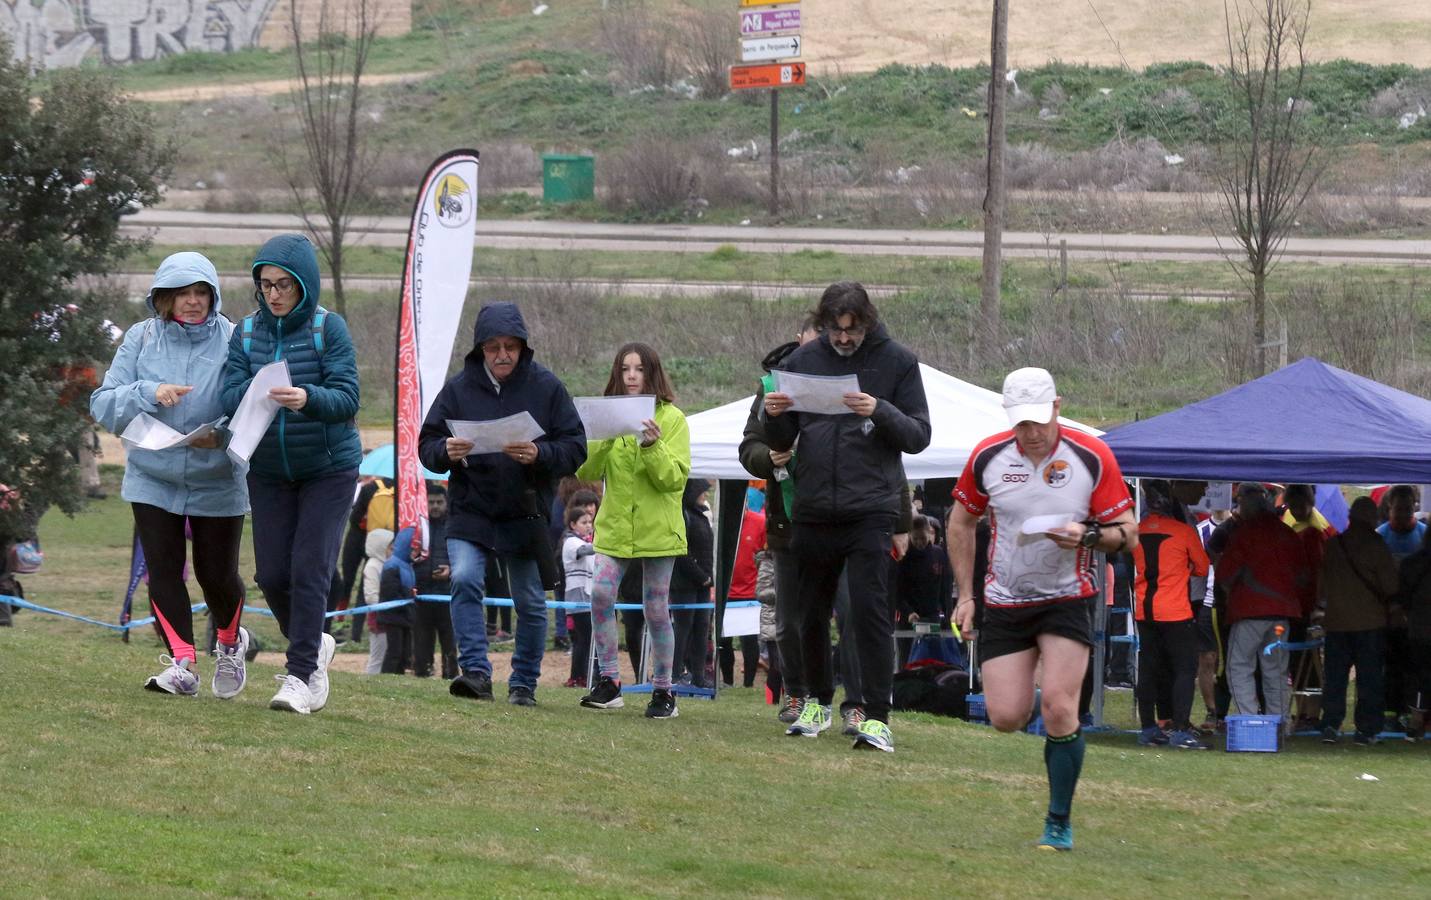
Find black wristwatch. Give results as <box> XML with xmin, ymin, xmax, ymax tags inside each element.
<box><xmin>1079</xmin><ymin>522</ymin><xmax>1102</xmax><ymax>549</ymax></box>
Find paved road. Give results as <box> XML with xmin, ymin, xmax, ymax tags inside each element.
<box><xmin>121</xmin><ymin>210</ymin><xmax>1431</xmax><ymax>266</ymax></box>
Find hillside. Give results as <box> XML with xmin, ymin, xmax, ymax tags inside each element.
<box><xmin>803</xmin><ymin>0</ymin><xmax>1431</xmax><ymax>73</ymax></box>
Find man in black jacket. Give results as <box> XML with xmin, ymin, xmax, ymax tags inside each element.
<box><xmin>763</xmin><ymin>282</ymin><xmax>931</xmax><ymax>752</ymax></box>
<box><xmin>419</xmin><ymin>303</ymin><xmax>587</xmax><ymax>706</ymax></box>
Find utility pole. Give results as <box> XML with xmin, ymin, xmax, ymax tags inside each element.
<box><xmin>979</xmin><ymin>0</ymin><xmax>1008</xmax><ymax>363</ymax></box>
<box><xmin>769</xmin><ymin>88</ymin><xmax>780</xmax><ymax>216</ymax></box>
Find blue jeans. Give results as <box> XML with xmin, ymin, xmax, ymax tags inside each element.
<box><xmin>447</xmin><ymin>538</ymin><xmax>547</xmax><ymax>692</ymax></box>
<box><xmin>248</xmin><ymin>468</ymin><xmax>356</xmax><ymax>680</ymax></box>
<box><xmin>1321</xmin><ymin>628</ymin><xmax>1385</xmax><ymax>737</ymax></box>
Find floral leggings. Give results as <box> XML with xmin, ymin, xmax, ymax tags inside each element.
<box><xmin>591</xmin><ymin>554</ymin><xmax>676</xmax><ymax>690</ymax></box>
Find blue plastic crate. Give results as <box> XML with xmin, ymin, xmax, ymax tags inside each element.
<box><xmin>1027</xmin><ymin>715</ymin><xmax>1046</xmax><ymax>736</ymax></box>
<box><xmin>965</xmin><ymin>693</ymin><xmax>989</xmax><ymax>724</ymax></box>
<box><xmin>1226</xmin><ymin>714</ymin><xmax>1282</xmax><ymax>752</ymax></box>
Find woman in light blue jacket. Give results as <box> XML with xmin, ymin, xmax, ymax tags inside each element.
<box><xmin>91</xmin><ymin>252</ymin><xmax>251</xmax><ymax>700</ymax></box>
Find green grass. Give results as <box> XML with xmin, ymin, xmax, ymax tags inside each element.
<box><xmin>6</xmin><ymin>495</ymin><xmax>1431</xmax><ymax>897</ymax></box>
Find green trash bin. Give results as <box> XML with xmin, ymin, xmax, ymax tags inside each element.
<box><xmin>542</xmin><ymin>154</ymin><xmax>595</xmax><ymax>203</ymax></box>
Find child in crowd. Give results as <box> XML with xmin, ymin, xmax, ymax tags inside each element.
<box><xmin>378</xmin><ymin>527</ymin><xmax>418</xmax><ymax>675</ymax></box>
<box><xmin>362</xmin><ymin>528</ymin><xmax>393</xmax><ymax>675</ymax></box>
<box><xmin>562</xmin><ymin>504</ymin><xmax>598</xmax><ymax>687</ymax></box>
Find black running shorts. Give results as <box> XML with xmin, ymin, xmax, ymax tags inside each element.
<box><xmin>979</xmin><ymin>600</ymin><xmax>1092</xmax><ymax>662</ymax></box>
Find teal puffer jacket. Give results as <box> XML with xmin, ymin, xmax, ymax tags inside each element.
<box><xmin>221</xmin><ymin>233</ymin><xmax>362</xmax><ymax>482</ymax></box>
<box><xmin>90</xmin><ymin>252</ymin><xmax>249</xmax><ymax>517</ymax></box>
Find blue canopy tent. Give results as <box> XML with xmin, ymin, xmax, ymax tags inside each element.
<box><xmin>1103</xmin><ymin>358</ymin><xmax>1431</xmax><ymax>484</ymax></box>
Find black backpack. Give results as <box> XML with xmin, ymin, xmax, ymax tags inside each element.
<box><xmin>892</xmin><ymin>662</ymin><xmax>971</xmax><ymax>719</ymax></box>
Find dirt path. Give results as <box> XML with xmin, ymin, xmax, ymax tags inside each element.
<box><xmin>128</xmin><ymin>71</ymin><xmax>432</xmax><ymax>104</ymax></box>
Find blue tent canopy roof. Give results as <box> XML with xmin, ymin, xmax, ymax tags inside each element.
<box><xmin>1103</xmin><ymin>358</ymin><xmax>1431</xmax><ymax>484</ymax></box>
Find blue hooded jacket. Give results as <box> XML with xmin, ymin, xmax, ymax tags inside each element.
<box><xmin>221</xmin><ymin>234</ymin><xmax>363</xmax><ymax>482</ymax></box>
<box><xmin>90</xmin><ymin>252</ymin><xmax>249</xmax><ymax>517</ymax></box>
<box><xmin>377</xmin><ymin>526</ymin><xmax>417</xmax><ymax>627</ymax></box>
<box><xmin>417</xmin><ymin>302</ymin><xmax>588</xmax><ymax>554</ymax></box>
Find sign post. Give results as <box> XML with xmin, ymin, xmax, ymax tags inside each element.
<box><xmin>730</xmin><ymin>0</ymin><xmax>802</xmax><ymax>217</ymax></box>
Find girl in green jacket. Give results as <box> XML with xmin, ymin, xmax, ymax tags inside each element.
<box><xmin>576</xmin><ymin>343</ymin><xmax>690</xmax><ymax>719</ymax></box>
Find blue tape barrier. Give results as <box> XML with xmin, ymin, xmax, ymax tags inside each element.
<box><xmin>0</xmin><ymin>594</ymin><xmax>757</xmax><ymax>632</ymax></box>
<box><xmin>1262</xmin><ymin>638</ymin><xmax>1324</xmax><ymax>656</ymax></box>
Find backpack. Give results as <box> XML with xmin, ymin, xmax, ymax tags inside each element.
<box><xmin>5</xmin><ymin>539</ymin><xmax>42</xmax><ymax>575</ymax></box>
<box><xmin>891</xmin><ymin>663</ymin><xmax>971</xmax><ymax>719</ymax></box>
<box><xmin>241</xmin><ymin>307</ymin><xmax>328</xmax><ymax>358</ymax></box>
<box><xmin>365</xmin><ymin>480</ymin><xmax>396</xmax><ymax>532</ymax></box>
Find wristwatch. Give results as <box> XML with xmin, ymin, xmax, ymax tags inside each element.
<box><xmin>1079</xmin><ymin>522</ymin><xmax>1102</xmax><ymax>549</ymax></box>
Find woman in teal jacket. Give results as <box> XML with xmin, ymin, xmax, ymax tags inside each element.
<box><xmin>222</xmin><ymin>233</ymin><xmax>361</xmax><ymax>716</ymax></box>
<box><xmin>576</xmin><ymin>342</ymin><xmax>690</xmax><ymax>719</ymax></box>
<box><xmin>91</xmin><ymin>252</ymin><xmax>251</xmax><ymax>699</ymax></box>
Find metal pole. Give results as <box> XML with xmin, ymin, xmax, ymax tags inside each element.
<box><xmin>980</xmin><ymin>0</ymin><xmax>1008</xmax><ymax>362</ymax></box>
<box><xmin>769</xmin><ymin>88</ymin><xmax>780</xmax><ymax>216</ymax></box>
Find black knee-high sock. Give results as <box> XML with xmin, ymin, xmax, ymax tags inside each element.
<box><xmin>1044</xmin><ymin>729</ymin><xmax>1086</xmax><ymax>824</ymax></box>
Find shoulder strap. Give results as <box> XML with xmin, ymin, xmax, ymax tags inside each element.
<box><xmin>311</xmin><ymin>306</ymin><xmax>328</xmax><ymax>355</ymax></box>
<box><xmin>760</xmin><ymin>373</ymin><xmax>775</xmax><ymax>394</ymax></box>
<box><xmin>241</xmin><ymin>314</ymin><xmax>255</xmax><ymax>354</ymax></box>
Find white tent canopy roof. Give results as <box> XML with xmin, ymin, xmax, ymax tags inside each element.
<box><xmin>688</xmin><ymin>363</ymin><xmax>1101</xmax><ymax>480</ymax></box>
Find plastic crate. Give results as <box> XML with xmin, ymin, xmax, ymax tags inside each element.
<box><xmin>1027</xmin><ymin>715</ymin><xmax>1046</xmax><ymax>736</ymax></box>
<box><xmin>965</xmin><ymin>693</ymin><xmax>989</xmax><ymax>724</ymax></box>
<box><xmin>1226</xmin><ymin>714</ymin><xmax>1282</xmax><ymax>752</ymax></box>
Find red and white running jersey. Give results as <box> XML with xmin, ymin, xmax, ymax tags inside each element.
<box><xmin>954</xmin><ymin>428</ymin><xmax>1131</xmax><ymax>608</ymax></box>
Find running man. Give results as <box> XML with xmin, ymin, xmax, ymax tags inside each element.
<box><xmin>948</xmin><ymin>367</ymin><xmax>1136</xmax><ymax>851</ymax></box>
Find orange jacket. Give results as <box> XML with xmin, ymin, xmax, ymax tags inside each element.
<box><xmin>1132</xmin><ymin>512</ymin><xmax>1210</xmax><ymax>622</ymax></box>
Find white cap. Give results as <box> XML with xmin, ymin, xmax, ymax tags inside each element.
<box><xmin>1002</xmin><ymin>367</ymin><xmax>1057</xmax><ymax>426</ymax></box>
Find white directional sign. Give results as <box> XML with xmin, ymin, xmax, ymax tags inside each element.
<box><xmin>741</xmin><ymin>35</ymin><xmax>801</xmax><ymax>62</ymax></box>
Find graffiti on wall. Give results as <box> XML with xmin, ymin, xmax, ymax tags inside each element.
<box><xmin>1</xmin><ymin>0</ymin><xmax>280</xmax><ymax>67</ymax></box>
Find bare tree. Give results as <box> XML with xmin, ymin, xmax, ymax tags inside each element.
<box><xmin>276</xmin><ymin>0</ymin><xmax>383</xmax><ymax>316</ymax></box>
<box><xmin>681</xmin><ymin>1</ymin><xmax>735</xmax><ymax>99</ymax></box>
<box><xmin>1214</xmin><ymin>0</ymin><xmax>1323</xmax><ymax>374</ymax></box>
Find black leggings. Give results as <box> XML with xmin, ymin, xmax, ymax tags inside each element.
<box><xmin>132</xmin><ymin>503</ymin><xmax>245</xmax><ymax>659</ymax></box>
<box><xmin>1137</xmin><ymin>618</ymin><xmax>1200</xmax><ymax>730</ymax></box>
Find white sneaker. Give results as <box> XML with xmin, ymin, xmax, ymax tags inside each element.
<box><xmin>307</xmin><ymin>632</ymin><xmax>337</xmax><ymax>712</ymax></box>
<box><xmin>144</xmin><ymin>656</ymin><xmax>199</xmax><ymax>696</ymax></box>
<box><xmin>211</xmin><ymin>626</ymin><xmax>250</xmax><ymax>700</ymax></box>
<box><xmin>270</xmin><ymin>674</ymin><xmax>313</xmax><ymax>715</ymax></box>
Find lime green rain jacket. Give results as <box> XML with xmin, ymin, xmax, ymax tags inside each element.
<box><xmin>577</xmin><ymin>401</ymin><xmax>690</xmax><ymax>558</ymax></box>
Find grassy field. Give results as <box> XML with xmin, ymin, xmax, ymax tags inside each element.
<box><xmin>6</xmin><ymin>491</ymin><xmax>1431</xmax><ymax>897</ymax></box>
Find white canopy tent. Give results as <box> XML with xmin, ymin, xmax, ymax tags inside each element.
<box><xmin>688</xmin><ymin>363</ymin><xmax>1101</xmax><ymax>480</ymax></box>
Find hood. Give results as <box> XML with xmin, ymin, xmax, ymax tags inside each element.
<box><xmin>682</xmin><ymin>479</ymin><xmax>710</xmax><ymax>510</ymax></box>
<box><xmin>464</xmin><ymin>302</ymin><xmax>532</xmax><ymax>364</ymax></box>
<box><xmin>365</xmin><ymin>527</ymin><xmax>395</xmax><ymax>560</ymax></box>
<box><xmin>251</xmin><ymin>233</ymin><xmax>321</xmax><ymax>325</ymax></box>
<box><xmin>761</xmin><ymin>340</ymin><xmax>799</xmax><ymax>373</ymax></box>
<box><xmin>382</xmin><ymin>526</ymin><xmax>417</xmax><ymax>592</ymax></box>
<box><xmin>147</xmin><ymin>251</ymin><xmax>223</xmax><ymax>320</ymax></box>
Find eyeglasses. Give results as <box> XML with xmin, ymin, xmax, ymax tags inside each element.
<box><xmin>827</xmin><ymin>324</ymin><xmax>866</xmax><ymax>337</ymax></box>
<box><xmin>259</xmin><ymin>278</ymin><xmax>296</xmax><ymax>295</ymax></box>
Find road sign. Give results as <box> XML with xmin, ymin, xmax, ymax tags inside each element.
<box><xmin>741</xmin><ymin>35</ymin><xmax>801</xmax><ymax>62</ymax></box>
<box><xmin>729</xmin><ymin>62</ymin><xmax>806</xmax><ymax>91</ymax></box>
<box><xmin>740</xmin><ymin>5</ymin><xmax>800</xmax><ymax>35</ymax></box>
<box><xmin>739</xmin><ymin>0</ymin><xmax>797</xmax><ymax>7</ymax></box>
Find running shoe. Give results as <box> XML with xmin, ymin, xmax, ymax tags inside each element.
<box><xmin>307</xmin><ymin>632</ymin><xmax>337</xmax><ymax>712</ymax></box>
<box><xmin>211</xmin><ymin>627</ymin><xmax>250</xmax><ymax>700</ymax></box>
<box><xmin>1037</xmin><ymin>818</ymin><xmax>1074</xmax><ymax>852</ymax></box>
<box><xmin>645</xmin><ymin>688</ymin><xmax>679</xmax><ymax>719</ymax></box>
<box><xmin>144</xmin><ymin>656</ymin><xmax>199</xmax><ymax>697</ymax></box>
<box><xmin>851</xmin><ymin>719</ymin><xmax>894</xmax><ymax>753</ymax></box>
<box><xmin>841</xmin><ymin>706</ymin><xmax>867</xmax><ymax>736</ymax></box>
<box><xmin>451</xmin><ymin>670</ymin><xmax>494</xmax><ymax>700</ymax></box>
<box><xmin>777</xmin><ymin>694</ymin><xmax>806</xmax><ymax>724</ymax></box>
<box><xmin>270</xmin><ymin>674</ymin><xmax>313</xmax><ymax>715</ymax></box>
<box><xmin>1320</xmin><ymin>726</ymin><xmax>1339</xmax><ymax>744</ymax></box>
<box><xmin>786</xmin><ymin>701</ymin><xmax>832</xmax><ymax>737</ymax></box>
<box><xmin>508</xmin><ymin>685</ymin><xmax>537</xmax><ymax>707</ymax></box>
<box><xmin>1353</xmin><ymin>732</ymin><xmax>1379</xmax><ymax>746</ymax></box>
<box><xmin>580</xmin><ymin>675</ymin><xmax>624</xmax><ymax>709</ymax></box>
<box><xmin>1170</xmin><ymin>729</ymin><xmax>1208</xmax><ymax>750</ymax></box>
<box><xmin>1136</xmin><ymin>725</ymin><xmax>1170</xmax><ymax>746</ymax></box>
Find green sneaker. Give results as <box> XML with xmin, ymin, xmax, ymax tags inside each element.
<box><xmin>1036</xmin><ymin>818</ymin><xmax>1073</xmax><ymax>852</ymax></box>
<box><xmin>786</xmin><ymin>700</ymin><xmax>832</xmax><ymax>737</ymax></box>
<box><xmin>851</xmin><ymin>718</ymin><xmax>894</xmax><ymax>753</ymax></box>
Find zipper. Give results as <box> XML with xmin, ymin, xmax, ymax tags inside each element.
<box><xmin>274</xmin><ymin>315</ymin><xmax>294</xmax><ymax>481</ymax></box>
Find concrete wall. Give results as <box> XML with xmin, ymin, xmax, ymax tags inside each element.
<box><xmin>1</xmin><ymin>0</ymin><xmax>410</xmax><ymax>68</ymax></box>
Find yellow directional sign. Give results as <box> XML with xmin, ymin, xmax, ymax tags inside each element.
<box><xmin>740</xmin><ymin>0</ymin><xmax>798</xmax><ymax>7</ymax></box>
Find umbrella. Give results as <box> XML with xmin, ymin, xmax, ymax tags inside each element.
<box><xmin>359</xmin><ymin>443</ymin><xmax>448</xmax><ymax>482</ymax></box>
